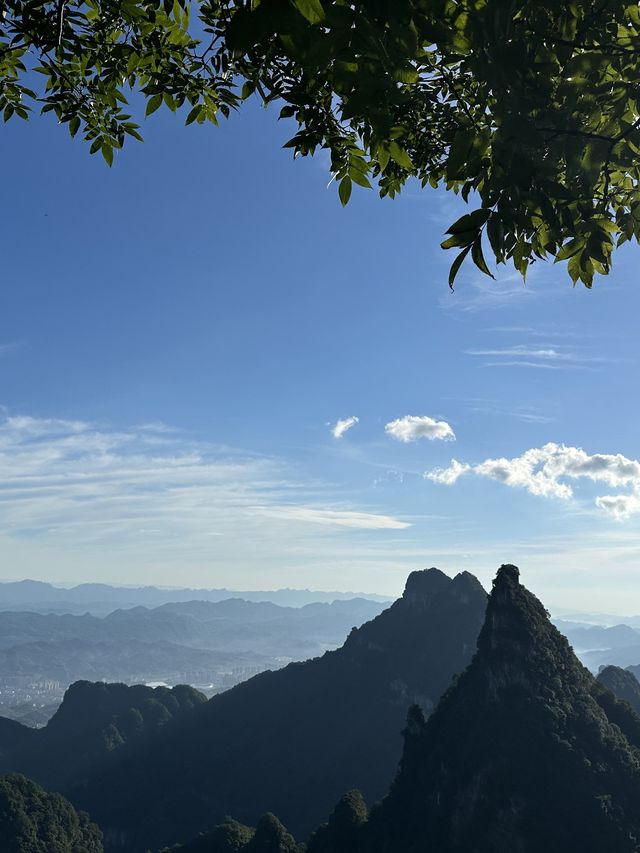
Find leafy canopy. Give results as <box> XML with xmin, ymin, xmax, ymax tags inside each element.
<box><xmin>3</xmin><ymin>0</ymin><xmax>640</xmax><ymax>286</ymax></box>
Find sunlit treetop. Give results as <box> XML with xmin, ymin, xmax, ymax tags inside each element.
<box><xmin>4</xmin><ymin>0</ymin><xmax>640</xmax><ymax>287</ymax></box>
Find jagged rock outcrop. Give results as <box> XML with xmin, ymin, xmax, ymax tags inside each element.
<box><xmin>356</xmin><ymin>564</ymin><xmax>640</xmax><ymax>853</ymax></box>
<box><xmin>63</xmin><ymin>568</ymin><xmax>487</xmax><ymax>851</ymax></box>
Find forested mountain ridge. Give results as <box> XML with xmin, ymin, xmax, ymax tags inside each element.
<box><xmin>0</xmin><ymin>682</ymin><xmax>206</xmax><ymax>790</ymax></box>
<box><xmin>56</xmin><ymin>568</ymin><xmax>487</xmax><ymax>851</ymax></box>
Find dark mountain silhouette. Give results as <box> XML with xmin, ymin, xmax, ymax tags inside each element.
<box><xmin>0</xmin><ymin>772</ymin><xmax>103</xmax><ymax>852</ymax></box>
<box><xmin>0</xmin><ymin>682</ymin><xmax>206</xmax><ymax>790</ymax></box>
<box><xmin>337</xmin><ymin>564</ymin><xmax>640</xmax><ymax>853</ymax></box>
<box><xmin>599</xmin><ymin>665</ymin><xmax>640</xmax><ymax>716</ymax></box>
<box><xmin>46</xmin><ymin>568</ymin><xmax>486</xmax><ymax>852</ymax></box>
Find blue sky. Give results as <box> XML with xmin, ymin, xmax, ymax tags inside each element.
<box><xmin>3</xmin><ymin>99</ymin><xmax>640</xmax><ymax>611</ymax></box>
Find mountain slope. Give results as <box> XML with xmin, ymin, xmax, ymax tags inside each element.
<box><xmin>359</xmin><ymin>565</ymin><xmax>640</xmax><ymax>853</ymax></box>
<box><xmin>66</xmin><ymin>568</ymin><xmax>487</xmax><ymax>852</ymax></box>
<box><xmin>0</xmin><ymin>772</ymin><xmax>104</xmax><ymax>852</ymax></box>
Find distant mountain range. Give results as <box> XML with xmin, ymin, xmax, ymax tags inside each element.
<box><xmin>0</xmin><ymin>596</ymin><xmax>388</xmax><ymax>726</ymax></box>
<box><xmin>553</xmin><ymin>619</ymin><xmax>640</xmax><ymax>670</ymax></box>
<box><xmin>0</xmin><ymin>579</ymin><xmax>391</xmax><ymax>616</ymax></box>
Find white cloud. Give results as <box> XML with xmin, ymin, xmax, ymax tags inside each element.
<box><xmin>467</xmin><ymin>346</ymin><xmax>571</xmax><ymax>361</ymax></box>
<box><xmin>427</xmin><ymin>459</ymin><xmax>470</xmax><ymax>485</ymax></box>
<box><xmin>254</xmin><ymin>506</ymin><xmax>410</xmax><ymax>529</ymax></box>
<box><xmin>385</xmin><ymin>415</ymin><xmax>455</xmax><ymax>443</ymax></box>
<box><xmin>331</xmin><ymin>416</ymin><xmax>359</xmax><ymax>439</ymax></box>
<box><xmin>425</xmin><ymin>442</ymin><xmax>640</xmax><ymax>519</ymax></box>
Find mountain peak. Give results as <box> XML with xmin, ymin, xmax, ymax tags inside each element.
<box><xmin>402</xmin><ymin>568</ymin><xmax>451</xmax><ymax>606</ymax></box>
<box><xmin>476</xmin><ymin>562</ymin><xmax>560</xmax><ymax>678</ymax></box>
<box><xmin>494</xmin><ymin>562</ymin><xmax>520</xmax><ymax>586</ymax></box>
<box><xmin>363</xmin><ymin>564</ymin><xmax>640</xmax><ymax>852</ymax></box>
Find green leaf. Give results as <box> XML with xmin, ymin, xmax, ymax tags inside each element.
<box><xmin>185</xmin><ymin>104</ymin><xmax>202</xmax><ymax>125</ymax></box>
<box><xmin>292</xmin><ymin>0</ymin><xmax>324</xmax><ymax>24</ymax></box>
<box><xmin>394</xmin><ymin>65</ymin><xmax>419</xmax><ymax>84</ymax></box>
<box><xmin>447</xmin><ymin>208</ymin><xmax>490</xmax><ymax>235</ymax></box>
<box><xmin>388</xmin><ymin>141</ymin><xmax>413</xmax><ymax>170</ymax></box>
<box><xmin>377</xmin><ymin>146</ymin><xmax>390</xmax><ymax>172</ymax></box>
<box><xmin>241</xmin><ymin>81</ymin><xmax>256</xmax><ymax>100</ymax></box>
<box><xmin>145</xmin><ymin>94</ymin><xmax>162</xmax><ymax>117</ymax></box>
<box><xmin>471</xmin><ymin>237</ymin><xmax>494</xmax><ymax>278</ymax></box>
<box><xmin>486</xmin><ymin>214</ymin><xmax>505</xmax><ymax>262</ymax></box>
<box><xmin>441</xmin><ymin>232</ymin><xmax>476</xmax><ymax>249</ymax></box>
<box><xmin>338</xmin><ymin>175</ymin><xmax>352</xmax><ymax>206</ymax></box>
<box><xmin>448</xmin><ymin>244</ymin><xmax>472</xmax><ymax>288</ymax></box>
<box><xmin>555</xmin><ymin>238</ymin><xmax>584</xmax><ymax>262</ymax></box>
<box><xmin>350</xmin><ymin>166</ymin><xmax>372</xmax><ymax>189</ymax></box>
<box><xmin>101</xmin><ymin>143</ymin><xmax>114</xmax><ymax>167</ymax></box>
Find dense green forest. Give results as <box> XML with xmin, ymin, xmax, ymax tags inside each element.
<box><xmin>0</xmin><ymin>773</ymin><xmax>103</xmax><ymax>853</ymax></box>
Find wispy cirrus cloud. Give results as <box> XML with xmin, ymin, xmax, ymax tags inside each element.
<box><xmin>465</xmin><ymin>344</ymin><xmax>609</xmax><ymax>370</ymax></box>
<box><xmin>0</xmin><ymin>413</ymin><xmax>410</xmax><ymax>553</ymax></box>
<box><xmin>385</xmin><ymin>415</ymin><xmax>455</xmax><ymax>443</ymax></box>
<box><xmin>425</xmin><ymin>442</ymin><xmax>640</xmax><ymax>519</ymax></box>
<box><xmin>469</xmin><ymin>403</ymin><xmax>554</xmax><ymax>424</ymax></box>
<box><xmin>0</xmin><ymin>342</ymin><xmax>21</xmax><ymax>357</ymax></box>
<box><xmin>254</xmin><ymin>506</ymin><xmax>411</xmax><ymax>529</ymax></box>
<box><xmin>331</xmin><ymin>416</ymin><xmax>359</xmax><ymax>439</ymax></box>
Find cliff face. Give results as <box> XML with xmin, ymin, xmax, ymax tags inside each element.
<box><xmin>70</xmin><ymin>568</ymin><xmax>487</xmax><ymax>852</ymax></box>
<box><xmin>364</xmin><ymin>565</ymin><xmax>640</xmax><ymax>853</ymax></box>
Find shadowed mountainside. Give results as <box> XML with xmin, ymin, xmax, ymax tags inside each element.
<box><xmin>58</xmin><ymin>568</ymin><xmax>487</xmax><ymax>852</ymax></box>
<box><xmin>0</xmin><ymin>682</ymin><xmax>206</xmax><ymax>790</ymax></box>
